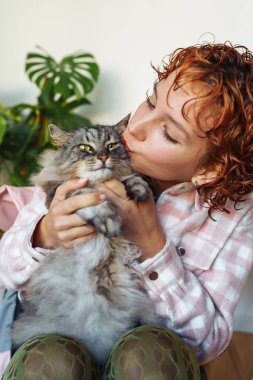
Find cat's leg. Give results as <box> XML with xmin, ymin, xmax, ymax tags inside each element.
<box><xmin>123</xmin><ymin>175</ymin><xmax>149</xmax><ymax>201</ymax></box>
<box><xmin>77</xmin><ymin>201</ymin><xmax>122</xmax><ymax>238</ymax></box>
<box><xmin>70</xmin><ymin>188</ymin><xmax>123</xmax><ymax>237</ymax></box>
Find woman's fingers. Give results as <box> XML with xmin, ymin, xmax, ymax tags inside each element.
<box><xmin>53</xmin><ymin>178</ymin><xmax>88</xmax><ymax>202</ymax></box>
<box><xmin>35</xmin><ymin>179</ymin><xmax>103</xmax><ymax>249</ymax></box>
<box><xmin>96</xmin><ymin>180</ymin><xmax>153</xmax><ymax>215</ymax></box>
<box><xmin>53</xmin><ymin>192</ymin><xmax>104</xmax><ymax>216</ymax></box>
<box><xmin>52</xmin><ymin>213</ymin><xmax>90</xmax><ymax>231</ymax></box>
<box><xmin>97</xmin><ymin>179</ymin><xmax>129</xmax><ymax>200</ymax></box>
<box><xmin>57</xmin><ymin>226</ymin><xmax>96</xmax><ymax>248</ymax></box>
<box><xmin>57</xmin><ymin>225</ymin><xmax>95</xmax><ymax>241</ymax></box>
<box><xmin>95</xmin><ymin>181</ymin><xmax>135</xmax><ymax>212</ymax></box>
<box><xmin>50</xmin><ymin>178</ymin><xmax>105</xmax><ymax>217</ymax></box>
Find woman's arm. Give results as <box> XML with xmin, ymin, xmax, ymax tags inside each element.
<box><xmin>0</xmin><ymin>185</ymin><xmax>37</xmax><ymax>232</ymax></box>
<box><xmin>138</xmin><ymin>210</ymin><xmax>253</xmax><ymax>364</ymax></box>
<box><xmin>96</xmin><ymin>180</ymin><xmax>253</xmax><ymax>364</ymax></box>
<box><xmin>0</xmin><ymin>186</ymin><xmax>47</xmax><ymax>289</ymax></box>
<box><xmin>0</xmin><ymin>179</ymin><xmax>100</xmax><ymax>289</ymax></box>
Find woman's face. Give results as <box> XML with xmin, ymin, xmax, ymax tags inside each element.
<box><xmin>123</xmin><ymin>71</ymin><xmax>208</xmax><ymax>189</ymax></box>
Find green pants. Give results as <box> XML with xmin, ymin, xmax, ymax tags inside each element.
<box><xmin>3</xmin><ymin>325</ymin><xmax>200</xmax><ymax>380</ymax></box>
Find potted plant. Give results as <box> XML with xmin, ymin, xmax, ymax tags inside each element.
<box><xmin>0</xmin><ymin>47</ymin><xmax>99</xmax><ymax>186</ymax></box>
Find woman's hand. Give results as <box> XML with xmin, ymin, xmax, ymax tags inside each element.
<box><xmin>33</xmin><ymin>179</ymin><xmax>104</xmax><ymax>249</ymax></box>
<box><xmin>96</xmin><ymin>179</ymin><xmax>166</xmax><ymax>260</ymax></box>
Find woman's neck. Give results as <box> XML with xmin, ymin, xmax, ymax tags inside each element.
<box><xmin>154</xmin><ymin>179</ymin><xmax>181</xmax><ymax>195</ymax></box>
<box><xmin>143</xmin><ymin>177</ymin><xmax>182</xmax><ymax>198</ymax></box>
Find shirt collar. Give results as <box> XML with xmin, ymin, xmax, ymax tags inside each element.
<box><xmin>158</xmin><ymin>181</ymin><xmax>204</xmax><ymax>210</ymax></box>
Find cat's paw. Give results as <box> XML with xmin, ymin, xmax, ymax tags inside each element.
<box><xmin>93</xmin><ymin>212</ymin><xmax>122</xmax><ymax>237</ymax></box>
<box><xmin>77</xmin><ymin>201</ymin><xmax>122</xmax><ymax>238</ymax></box>
<box><xmin>125</xmin><ymin>176</ymin><xmax>149</xmax><ymax>201</ymax></box>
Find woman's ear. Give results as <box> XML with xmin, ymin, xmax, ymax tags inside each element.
<box><xmin>191</xmin><ymin>171</ymin><xmax>217</xmax><ymax>187</ymax></box>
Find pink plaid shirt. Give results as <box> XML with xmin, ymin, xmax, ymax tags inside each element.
<box><xmin>0</xmin><ymin>183</ymin><xmax>252</xmax><ymax>374</ymax></box>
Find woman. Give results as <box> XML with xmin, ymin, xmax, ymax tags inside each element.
<box><xmin>0</xmin><ymin>42</ymin><xmax>253</xmax><ymax>379</ymax></box>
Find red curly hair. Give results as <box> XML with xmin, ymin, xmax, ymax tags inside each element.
<box><xmin>154</xmin><ymin>42</ymin><xmax>253</xmax><ymax>216</ymax></box>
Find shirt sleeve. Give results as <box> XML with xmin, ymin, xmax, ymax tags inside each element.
<box><xmin>134</xmin><ymin>206</ymin><xmax>253</xmax><ymax>364</ymax></box>
<box><xmin>0</xmin><ymin>187</ymin><xmax>49</xmax><ymax>290</ymax></box>
<box><xmin>0</xmin><ymin>185</ymin><xmax>36</xmax><ymax>231</ymax></box>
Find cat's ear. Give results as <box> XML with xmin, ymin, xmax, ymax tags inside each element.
<box><xmin>114</xmin><ymin>114</ymin><xmax>131</xmax><ymax>135</ymax></box>
<box><xmin>48</xmin><ymin>124</ymin><xmax>71</xmax><ymax>146</ymax></box>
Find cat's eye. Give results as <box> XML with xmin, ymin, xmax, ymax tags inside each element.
<box><xmin>79</xmin><ymin>144</ymin><xmax>93</xmax><ymax>153</ymax></box>
<box><xmin>107</xmin><ymin>143</ymin><xmax>119</xmax><ymax>150</ymax></box>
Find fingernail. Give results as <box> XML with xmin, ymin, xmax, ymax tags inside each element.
<box><xmin>99</xmin><ymin>193</ymin><xmax>107</xmax><ymax>201</ymax></box>
<box><xmin>78</xmin><ymin>178</ymin><xmax>88</xmax><ymax>185</ymax></box>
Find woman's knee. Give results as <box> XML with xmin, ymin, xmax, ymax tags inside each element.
<box><xmin>103</xmin><ymin>324</ymin><xmax>200</xmax><ymax>380</ymax></box>
<box><xmin>3</xmin><ymin>334</ymin><xmax>99</xmax><ymax>380</ymax></box>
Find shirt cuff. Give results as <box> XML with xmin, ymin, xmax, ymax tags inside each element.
<box><xmin>133</xmin><ymin>237</ymin><xmax>184</xmax><ymax>292</ymax></box>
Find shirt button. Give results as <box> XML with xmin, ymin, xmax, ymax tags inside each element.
<box><xmin>177</xmin><ymin>247</ymin><xmax>186</xmax><ymax>256</ymax></box>
<box><xmin>149</xmin><ymin>271</ymin><xmax>158</xmax><ymax>281</ymax></box>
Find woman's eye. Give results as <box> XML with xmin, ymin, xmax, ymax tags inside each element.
<box><xmin>79</xmin><ymin>144</ymin><xmax>93</xmax><ymax>153</ymax></box>
<box><xmin>145</xmin><ymin>92</ymin><xmax>155</xmax><ymax>109</ymax></box>
<box><xmin>107</xmin><ymin>143</ymin><xmax>118</xmax><ymax>150</ymax></box>
<box><xmin>162</xmin><ymin>127</ymin><xmax>178</xmax><ymax>144</ymax></box>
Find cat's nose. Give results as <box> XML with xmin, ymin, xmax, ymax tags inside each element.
<box><xmin>98</xmin><ymin>155</ymin><xmax>107</xmax><ymax>162</ymax></box>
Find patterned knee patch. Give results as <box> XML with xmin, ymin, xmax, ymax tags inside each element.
<box><xmin>102</xmin><ymin>324</ymin><xmax>200</xmax><ymax>380</ymax></box>
<box><xmin>3</xmin><ymin>334</ymin><xmax>100</xmax><ymax>380</ymax></box>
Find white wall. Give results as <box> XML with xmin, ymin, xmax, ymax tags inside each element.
<box><xmin>1</xmin><ymin>0</ymin><xmax>253</xmax><ymax>122</ymax></box>
<box><xmin>0</xmin><ymin>0</ymin><xmax>252</xmax><ymax>331</ymax></box>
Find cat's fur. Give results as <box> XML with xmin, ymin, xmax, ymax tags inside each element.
<box><xmin>11</xmin><ymin>115</ymin><xmax>159</xmax><ymax>363</ymax></box>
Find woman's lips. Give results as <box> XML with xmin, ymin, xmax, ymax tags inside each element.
<box><xmin>121</xmin><ymin>136</ymin><xmax>131</xmax><ymax>153</ymax></box>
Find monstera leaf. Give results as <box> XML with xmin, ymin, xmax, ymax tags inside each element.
<box><xmin>25</xmin><ymin>47</ymin><xmax>99</xmax><ymax>110</ymax></box>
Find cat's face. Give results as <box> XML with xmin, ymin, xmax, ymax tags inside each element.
<box><xmin>49</xmin><ymin>115</ymin><xmax>131</xmax><ymax>182</ymax></box>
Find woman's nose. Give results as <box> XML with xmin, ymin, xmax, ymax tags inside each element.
<box><xmin>128</xmin><ymin>116</ymin><xmax>151</xmax><ymax>141</ymax></box>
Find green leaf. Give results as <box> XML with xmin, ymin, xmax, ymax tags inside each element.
<box><xmin>11</xmin><ymin>103</ymin><xmax>36</xmax><ymax>113</ymax></box>
<box><xmin>9</xmin><ymin>171</ymin><xmax>28</xmax><ymax>186</ymax></box>
<box><xmin>0</xmin><ymin>115</ymin><xmax>7</xmax><ymax>144</ymax></box>
<box><xmin>75</xmin><ymin>62</ymin><xmax>100</xmax><ymax>81</ymax></box>
<box><xmin>48</xmin><ymin>112</ymin><xmax>92</xmax><ymax>130</ymax></box>
<box><xmin>70</xmin><ymin>72</ymin><xmax>94</xmax><ymax>95</ymax></box>
<box><xmin>26</xmin><ymin>52</ymin><xmax>53</xmax><ymax>60</ymax></box>
<box><xmin>38</xmin><ymin>76</ymin><xmax>55</xmax><ymax>106</ymax></box>
<box><xmin>54</xmin><ymin>72</ymin><xmax>72</xmax><ymax>99</ymax></box>
<box><xmin>63</xmin><ymin>98</ymin><xmax>91</xmax><ymax>112</ymax></box>
<box><xmin>28</xmin><ymin>68</ymin><xmax>52</xmax><ymax>86</ymax></box>
<box><xmin>69</xmin><ymin>52</ymin><xmax>95</xmax><ymax>59</ymax></box>
<box><xmin>25</xmin><ymin>47</ymin><xmax>99</xmax><ymax>106</ymax></box>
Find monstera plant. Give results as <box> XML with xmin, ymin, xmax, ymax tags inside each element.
<box><xmin>0</xmin><ymin>47</ymin><xmax>99</xmax><ymax>186</ymax></box>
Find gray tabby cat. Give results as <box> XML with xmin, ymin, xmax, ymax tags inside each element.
<box><xmin>12</xmin><ymin>115</ymin><xmax>159</xmax><ymax>363</ymax></box>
